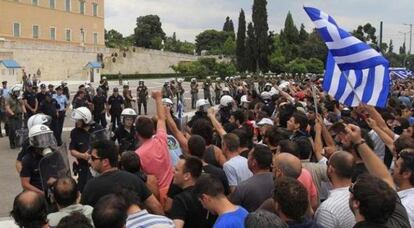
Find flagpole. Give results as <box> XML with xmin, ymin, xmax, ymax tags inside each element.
<box><xmin>343</xmin><ymin>74</ymin><xmax>362</xmax><ymax>104</ymax></box>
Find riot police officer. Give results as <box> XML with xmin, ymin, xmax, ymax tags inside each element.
<box><xmin>214</xmin><ymin>78</ymin><xmax>222</xmax><ymax>105</ymax></box>
<box><xmin>99</xmin><ymin>76</ymin><xmax>109</xmax><ymax>97</ymax></box>
<box><xmin>39</xmin><ymin>92</ymin><xmax>60</xmax><ymax>145</ymax></box>
<box><xmin>203</xmin><ymin>76</ymin><xmax>213</xmax><ymax>106</ymax></box>
<box><xmin>218</xmin><ymin>95</ymin><xmax>234</xmax><ymax>124</ymax></box>
<box><xmin>5</xmin><ymin>85</ymin><xmax>26</xmax><ymax>149</ymax></box>
<box><xmin>108</xmin><ymin>88</ymin><xmax>124</xmax><ymax>131</ymax></box>
<box><xmin>61</xmin><ymin>81</ymin><xmax>70</xmax><ymax>100</ymax></box>
<box><xmin>161</xmin><ymin>80</ymin><xmax>173</xmax><ymax>99</ymax></box>
<box><xmin>176</xmin><ymin>78</ymin><xmax>185</xmax><ymax>105</ymax></box>
<box><xmin>112</xmin><ymin>108</ymin><xmax>137</xmax><ymax>154</ymax></box>
<box><xmin>137</xmin><ymin>80</ymin><xmax>148</xmax><ymax>115</ymax></box>
<box><xmin>122</xmin><ymin>81</ymin><xmax>134</xmax><ymax>109</ymax></box>
<box><xmin>190</xmin><ymin>78</ymin><xmax>198</xmax><ymax>109</ymax></box>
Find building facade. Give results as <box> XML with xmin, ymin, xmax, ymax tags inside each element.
<box><xmin>0</xmin><ymin>0</ymin><xmax>105</xmax><ymax>47</ymax></box>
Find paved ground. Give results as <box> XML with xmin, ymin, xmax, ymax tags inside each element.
<box><xmin>0</xmin><ymin>78</ymin><xmax>212</xmax><ymax>224</ymax></box>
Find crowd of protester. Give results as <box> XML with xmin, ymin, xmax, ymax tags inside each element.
<box><xmin>8</xmin><ymin>73</ymin><xmax>414</xmax><ymax>228</ymax></box>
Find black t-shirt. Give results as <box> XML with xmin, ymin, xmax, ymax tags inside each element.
<box><xmin>69</xmin><ymin>127</ymin><xmax>91</xmax><ymax>166</ymax></box>
<box><xmin>40</xmin><ymin>99</ymin><xmax>59</xmax><ymax>118</ymax></box>
<box><xmin>35</xmin><ymin>92</ymin><xmax>46</xmax><ymax>106</ymax></box>
<box><xmin>23</xmin><ymin>91</ymin><xmax>37</xmax><ymax>114</ymax></box>
<box><xmin>169</xmin><ymin>186</ymin><xmax>216</xmax><ymax>228</ymax></box>
<box><xmin>108</xmin><ymin>95</ymin><xmax>124</xmax><ymax>114</ymax></box>
<box><xmin>17</xmin><ymin>139</ymin><xmax>30</xmax><ymax>161</ymax></box>
<box><xmin>202</xmin><ymin>164</ymin><xmax>230</xmax><ymax>195</ymax></box>
<box><xmin>80</xmin><ymin>170</ymin><xmax>152</xmax><ymax>207</ymax></box>
<box><xmin>20</xmin><ymin>150</ymin><xmax>43</xmax><ymax>190</ymax></box>
<box><xmin>92</xmin><ymin>95</ymin><xmax>107</xmax><ymax>115</ymax></box>
<box><xmin>112</xmin><ymin>125</ymin><xmax>137</xmax><ymax>153</ymax></box>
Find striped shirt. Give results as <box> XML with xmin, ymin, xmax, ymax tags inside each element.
<box><xmin>126</xmin><ymin>210</ymin><xmax>175</xmax><ymax>228</ymax></box>
<box><xmin>315</xmin><ymin>187</ymin><xmax>356</xmax><ymax>228</ymax></box>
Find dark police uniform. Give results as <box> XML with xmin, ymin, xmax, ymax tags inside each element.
<box><xmin>137</xmin><ymin>85</ymin><xmax>148</xmax><ymax>115</ymax></box>
<box><xmin>203</xmin><ymin>80</ymin><xmax>213</xmax><ymax>106</ymax></box>
<box><xmin>20</xmin><ymin>148</ymin><xmax>43</xmax><ymax>191</ymax></box>
<box><xmin>6</xmin><ymin>96</ymin><xmax>23</xmax><ymax>148</ymax></box>
<box><xmin>23</xmin><ymin>90</ymin><xmax>37</xmax><ymax>118</ymax></box>
<box><xmin>112</xmin><ymin>125</ymin><xmax>137</xmax><ymax>154</ymax></box>
<box><xmin>92</xmin><ymin>94</ymin><xmax>107</xmax><ymax>128</ymax></box>
<box><xmin>39</xmin><ymin>95</ymin><xmax>60</xmax><ymax>145</ymax></box>
<box><xmin>108</xmin><ymin>95</ymin><xmax>124</xmax><ymax>131</ymax></box>
<box><xmin>35</xmin><ymin>92</ymin><xmax>47</xmax><ymax>107</ymax></box>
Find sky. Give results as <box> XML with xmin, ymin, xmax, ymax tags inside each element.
<box><xmin>105</xmin><ymin>0</ymin><xmax>414</xmax><ymax>51</ymax></box>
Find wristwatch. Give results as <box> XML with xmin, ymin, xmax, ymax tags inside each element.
<box><xmin>353</xmin><ymin>139</ymin><xmax>366</xmax><ymax>150</ymax></box>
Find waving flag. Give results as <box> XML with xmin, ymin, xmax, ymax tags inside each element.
<box><xmin>389</xmin><ymin>67</ymin><xmax>412</xmax><ymax>79</ymax></box>
<box><xmin>304</xmin><ymin>6</ymin><xmax>390</xmax><ymax>107</ymax></box>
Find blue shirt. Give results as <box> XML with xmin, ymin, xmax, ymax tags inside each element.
<box><xmin>53</xmin><ymin>94</ymin><xmax>68</xmax><ymax>111</ymax></box>
<box><xmin>214</xmin><ymin>206</ymin><xmax>248</xmax><ymax>228</ymax></box>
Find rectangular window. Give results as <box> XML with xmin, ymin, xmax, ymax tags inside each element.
<box><xmin>93</xmin><ymin>3</ymin><xmax>98</xmax><ymax>16</ymax></box>
<box><xmin>13</xmin><ymin>23</ymin><xmax>20</xmax><ymax>37</ymax></box>
<box><xmin>32</xmin><ymin>25</ymin><xmax>39</xmax><ymax>39</ymax></box>
<box><xmin>32</xmin><ymin>0</ymin><xmax>38</xmax><ymax>5</ymax></box>
<box><xmin>93</xmin><ymin>33</ymin><xmax>98</xmax><ymax>45</ymax></box>
<box><xmin>65</xmin><ymin>0</ymin><xmax>71</xmax><ymax>12</ymax></box>
<box><xmin>49</xmin><ymin>0</ymin><xmax>55</xmax><ymax>9</ymax></box>
<box><xmin>79</xmin><ymin>1</ymin><xmax>85</xmax><ymax>15</ymax></box>
<box><xmin>65</xmin><ymin>29</ymin><xmax>71</xmax><ymax>41</ymax></box>
<box><xmin>50</xmin><ymin>27</ymin><xmax>56</xmax><ymax>40</ymax></box>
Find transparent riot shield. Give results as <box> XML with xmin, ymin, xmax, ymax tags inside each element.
<box><xmin>15</xmin><ymin>127</ymin><xmax>28</xmax><ymax>148</ymax></box>
<box><xmin>90</xmin><ymin>128</ymin><xmax>111</xmax><ymax>143</ymax></box>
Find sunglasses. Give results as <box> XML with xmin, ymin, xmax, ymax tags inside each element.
<box><xmin>90</xmin><ymin>155</ymin><xmax>104</xmax><ymax>161</ymax></box>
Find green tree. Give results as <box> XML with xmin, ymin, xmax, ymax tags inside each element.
<box><xmin>252</xmin><ymin>0</ymin><xmax>270</xmax><ymax>72</ymax></box>
<box><xmin>195</xmin><ymin>30</ymin><xmax>231</xmax><ymax>54</ymax></box>
<box><xmin>281</xmin><ymin>12</ymin><xmax>299</xmax><ymax>45</ymax></box>
<box><xmin>105</xmin><ymin>29</ymin><xmax>132</xmax><ymax>48</ymax></box>
<box><xmin>352</xmin><ymin>23</ymin><xmax>378</xmax><ymax>49</ymax></box>
<box><xmin>299</xmin><ymin>24</ymin><xmax>309</xmax><ymax>43</ymax></box>
<box><xmin>236</xmin><ymin>9</ymin><xmax>247</xmax><ymax>72</ymax></box>
<box><xmin>269</xmin><ymin>34</ymin><xmax>286</xmax><ymax>73</ymax></box>
<box><xmin>400</xmin><ymin>42</ymin><xmax>406</xmax><ymax>55</ymax></box>
<box><xmin>245</xmin><ymin>22</ymin><xmax>258</xmax><ymax>72</ymax></box>
<box><xmin>388</xmin><ymin>39</ymin><xmax>394</xmax><ymax>53</ymax></box>
<box><xmin>305</xmin><ymin>58</ymin><xmax>324</xmax><ymax>73</ymax></box>
<box><xmin>286</xmin><ymin>58</ymin><xmax>308</xmax><ymax>74</ymax></box>
<box><xmin>134</xmin><ymin>15</ymin><xmax>166</xmax><ymax>49</ymax></box>
<box><xmin>223</xmin><ymin>37</ymin><xmax>236</xmax><ymax>56</ymax></box>
<box><xmin>299</xmin><ymin>29</ymin><xmax>328</xmax><ymax>63</ymax></box>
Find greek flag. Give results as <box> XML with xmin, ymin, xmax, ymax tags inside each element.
<box><xmin>389</xmin><ymin>67</ymin><xmax>412</xmax><ymax>79</ymax></box>
<box><xmin>304</xmin><ymin>7</ymin><xmax>390</xmax><ymax>107</ymax></box>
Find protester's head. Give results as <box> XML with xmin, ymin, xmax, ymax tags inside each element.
<box><xmin>188</xmin><ymin>135</ymin><xmax>206</xmax><ymax>159</ymax></box>
<box><xmin>173</xmin><ymin>156</ymin><xmax>203</xmax><ymax>188</ymax></box>
<box><xmin>56</xmin><ymin>212</ymin><xmax>93</xmax><ymax>228</ymax></box>
<box><xmin>230</xmin><ymin>110</ymin><xmax>245</xmax><ymax>126</ymax></box>
<box><xmin>349</xmin><ymin>174</ymin><xmax>396</xmax><ymax>224</ymax></box>
<box><xmin>248</xmin><ymin>144</ymin><xmax>272</xmax><ymax>173</ymax></box>
<box><xmin>90</xmin><ymin>140</ymin><xmax>119</xmax><ymax>173</ymax></box>
<box><xmin>264</xmin><ymin>127</ymin><xmax>290</xmax><ymax>149</ymax></box>
<box><xmin>222</xmin><ymin>133</ymin><xmax>240</xmax><ymax>154</ymax></box>
<box><xmin>194</xmin><ymin>174</ymin><xmax>226</xmax><ymax>213</ymax></box>
<box><xmin>394</xmin><ymin>135</ymin><xmax>414</xmax><ymax>155</ymax></box>
<box><xmin>273</xmin><ymin>177</ymin><xmax>309</xmax><ymax>222</ymax></box>
<box><xmin>277</xmin><ymin>140</ymin><xmax>300</xmax><ymax>157</ymax></box>
<box><xmin>287</xmin><ymin>111</ymin><xmax>308</xmax><ymax>132</ymax></box>
<box><xmin>272</xmin><ymin>153</ymin><xmax>302</xmax><ymax>179</ymax></box>
<box><xmin>53</xmin><ymin>177</ymin><xmax>79</xmax><ymax>208</ymax></box>
<box><xmin>232</xmin><ymin>128</ymin><xmax>250</xmax><ymax>149</ymax></box>
<box><xmin>245</xmin><ymin>210</ymin><xmax>288</xmax><ymax>228</ymax></box>
<box><xmin>191</xmin><ymin>119</ymin><xmax>213</xmax><ymax>145</ymax></box>
<box><xmin>10</xmin><ymin>191</ymin><xmax>48</xmax><ymax>228</ymax></box>
<box><xmin>92</xmin><ymin>194</ymin><xmax>128</xmax><ymax>228</ymax></box>
<box><xmin>392</xmin><ymin>151</ymin><xmax>414</xmax><ymax>188</ymax></box>
<box><xmin>327</xmin><ymin>151</ymin><xmax>354</xmax><ymax>183</ymax></box>
<box><xmin>135</xmin><ymin>117</ymin><xmax>155</xmax><ymax>139</ymax></box>
<box><xmin>119</xmin><ymin>151</ymin><xmax>141</xmax><ymax>173</ymax></box>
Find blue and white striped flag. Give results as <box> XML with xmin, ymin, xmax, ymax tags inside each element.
<box><xmin>389</xmin><ymin>68</ymin><xmax>412</xmax><ymax>79</ymax></box>
<box><xmin>304</xmin><ymin>6</ymin><xmax>390</xmax><ymax>107</ymax></box>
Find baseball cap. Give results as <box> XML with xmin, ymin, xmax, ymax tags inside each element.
<box><xmin>257</xmin><ymin>118</ymin><xmax>274</xmax><ymax>127</ymax></box>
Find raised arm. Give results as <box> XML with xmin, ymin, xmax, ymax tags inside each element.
<box><xmin>363</xmin><ymin>104</ymin><xmax>395</xmax><ymax>139</ymax></box>
<box><xmin>165</xmin><ymin>106</ymin><xmax>189</xmax><ymax>155</ymax></box>
<box><xmin>152</xmin><ymin>91</ymin><xmax>166</xmax><ymax>131</ymax></box>
<box><xmin>365</xmin><ymin>118</ymin><xmax>395</xmax><ymax>154</ymax></box>
<box><xmin>313</xmin><ymin>117</ymin><xmax>325</xmax><ymax>162</ymax></box>
<box><xmin>207</xmin><ymin>107</ymin><xmax>226</xmax><ymax>138</ymax></box>
<box><xmin>345</xmin><ymin>124</ymin><xmax>395</xmax><ymax>189</ymax></box>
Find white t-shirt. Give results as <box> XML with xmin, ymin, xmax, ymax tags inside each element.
<box><xmin>223</xmin><ymin>155</ymin><xmax>253</xmax><ymax>186</ymax></box>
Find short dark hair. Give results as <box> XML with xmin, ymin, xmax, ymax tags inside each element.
<box><xmin>183</xmin><ymin>157</ymin><xmax>203</xmax><ymax>179</ymax></box>
<box><xmin>232</xmin><ymin>128</ymin><xmax>249</xmax><ymax>148</ymax></box>
<box><xmin>194</xmin><ymin>174</ymin><xmax>225</xmax><ymax>198</ymax></box>
<box><xmin>188</xmin><ymin>135</ymin><xmax>206</xmax><ymax>159</ymax></box>
<box><xmin>10</xmin><ymin>191</ymin><xmax>48</xmax><ymax>228</ymax></box>
<box><xmin>264</xmin><ymin>127</ymin><xmax>290</xmax><ymax>147</ymax></box>
<box><xmin>231</xmin><ymin>110</ymin><xmax>245</xmax><ymax>124</ymax></box>
<box><xmin>245</xmin><ymin>210</ymin><xmax>288</xmax><ymax>228</ymax></box>
<box><xmin>57</xmin><ymin>212</ymin><xmax>93</xmax><ymax>228</ymax></box>
<box><xmin>92</xmin><ymin>194</ymin><xmax>128</xmax><ymax>228</ymax></box>
<box><xmin>399</xmin><ymin>152</ymin><xmax>414</xmax><ymax>186</ymax></box>
<box><xmin>92</xmin><ymin>140</ymin><xmax>119</xmax><ymax>167</ymax></box>
<box><xmin>251</xmin><ymin>145</ymin><xmax>273</xmax><ymax>170</ymax></box>
<box><xmin>273</xmin><ymin>177</ymin><xmax>308</xmax><ymax>221</ymax></box>
<box><xmin>53</xmin><ymin>177</ymin><xmax>78</xmax><ymax>208</ymax></box>
<box><xmin>135</xmin><ymin>117</ymin><xmax>155</xmax><ymax>139</ymax></box>
<box><xmin>119</xmin><ymin>151</ymin><xmax>141</xmax><ymax>173</ymax></box>
<box><xmin>191</xmin><ymin>119</ymin><xmax>213</xmax><ymax>145</ymax></box>
<box><xmin>222</xmin><ymin>133</ymin><xmax>240</xmax><ymax>152</ymax></box>
<box><xmin>278</xmin><ymin>140</ymin><xmax>300</xmax><ymax>158</ymax></box>
<box><xmin>329</xmin><ymin>151</ymin><xmax>354</xmax><ymax>179</ymax></box>
<box><xmin>352</xmin><ymin>174</ymin><xmax>396</xmax><ymax>224</ymax></box>
<box><xmin>394</xmin><ymin>136</ymin><xmax>414</xmax><ymax>154</ymax></box>
<box><xmin>292</xmin><ymin>111</ymin><xmax>308</xmax><ymax>131</ymax></box>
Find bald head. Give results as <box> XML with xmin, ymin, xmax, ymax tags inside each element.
<box><xmin>329</xmin><ymin>151</ymin><xmax>355</xmax><ymax>179</ymax></box>
<box><xmin>274</xmin><ymin>153</ymin><xmax>302</xmax><ymax>179</ymax></box>
<box><xmin>11</xmin><ymin>191</ymin><xmax>48</xmax><ymax>228</ymax></box>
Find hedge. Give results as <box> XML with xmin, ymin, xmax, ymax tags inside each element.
<box><xmin>101</xmin><ymin>73</ymin><xmax>191</xmax><ymax>80</ymax></box>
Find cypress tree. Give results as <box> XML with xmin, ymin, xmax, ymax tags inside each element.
<box><xmin>252</xmin><ymin>0</ymin><xmax>269</xmax><ymax>72</ymax></box>
<box><xmin>236</xmin><ymin>9</ymin><xmax>247</xmax><ymax>72</ymax></box>
<box><xmin>246</xmin><ymin>22</ymin><xmax>257</xmax><ymax>72</ymax></box>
